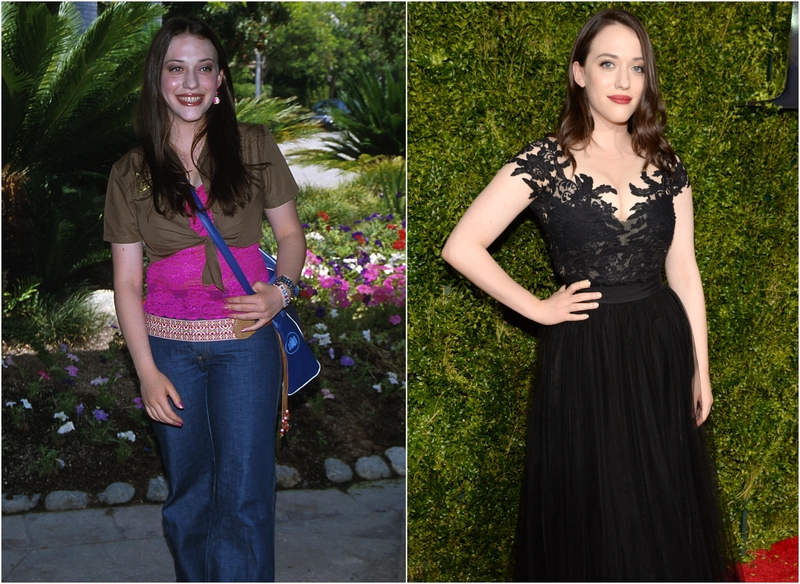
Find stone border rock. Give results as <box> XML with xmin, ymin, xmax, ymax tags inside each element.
<box><xmin>2</xmin><ymin>446</ymin><xmax>406</xmax><ymax>515</ymax></box>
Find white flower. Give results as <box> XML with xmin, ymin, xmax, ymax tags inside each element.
<box><xmin>57</xmin><ymin>421</ymin><xmax>75</xmax><ymax>434</ymax></box>
<box><xmin>314</xmin><ymin>323</ymin><xmax>328</xmax><ymax>332</ymax></box>
<box><xmin>21</xmin><ymin>399</ymin><xmax>32</xmax><ymax>409</ymax></box>
<box><xmin>313</xmin><ymin>333</ymin><xmax>331</xmax><ymax>347</ymax></box>
<box><xmin>369</xmin><ymin>252</ymin><xmax>387</xmax><ymax>264</ymax></box>
<box><xmin>343</xmin><ymin>258</ymin><xmax>358</xmax><ymax>267</ymax></box>
<box><xmin>6</xmin><ymin>401</ymin><xmax>17</xmax><ymax>407</ymax></box>
<box><xmin>372</xmin><ymin>384</ymin><xmax>382</xmax><ymax>393</ymax></box>
<box><xmin>317</xmin><ymin>265</ymin><xmax>330</xmax><ymax>277</ymax></box>
<box><xmin>362</xmin><ymin>330</ymin><xmax>371</xmax><ymax>342</ymax></box>
<box><xmin>339</xmin><ymin>333</ymin><xmax>347</xmax><ymax>339</ymax></box>
<box><xmin>305</xmin><ymin>231</ymin><xmax>325</xmax><ymax>241</ymax></box>
<box><xmin>329</xmin><ymin>309</ymin><xmax>338</xmax><ymax>318</ymax></box>
<box><xmin>387</xmin><ymin>372</ymin><xmax>399</xmax><ymax>385</ymax></box>
<box><xmin>117</xmin><ymin>431</ymin><xmax>136</xmax><ymax>442</ymax></box>
<box><xmin>53</xmin><ymin>411</ymin><xmax>68</xmax><ymax>422</ymax></box>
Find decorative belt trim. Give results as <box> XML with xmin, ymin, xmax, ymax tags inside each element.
<box><xmin>581</xmin><ymin>277</ymin><xmax>665</xmax><ymax>304</ymax></box>
<box><xmin>145</xmin><ymin>314</ymin><xmax>239</xmax><ymax>341</ymax></box>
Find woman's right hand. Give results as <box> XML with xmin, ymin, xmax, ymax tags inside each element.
<box><xmin>139</xmin><ymin>370</ymin><xmax>184</xmax><ymax>427</ymax></box>
<box><xmin>536</xmin><ymin>280</ymin><xmax>602</xmax><ymax>325</ymax></box>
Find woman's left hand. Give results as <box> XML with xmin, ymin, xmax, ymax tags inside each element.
<box><xmin>225</xmin><ymin>281</ymin><xmax>285</xmax><ymax>333</ymax></box>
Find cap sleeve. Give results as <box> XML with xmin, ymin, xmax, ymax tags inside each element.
<box><xmin>103</xmin><ymin>154</ymin><xmax>143</xmax><ymax>244</ymax></box>
<box><xmin>241</xmin><ymin>124</ymin><xmax>299</xmax><ymax>209</ymax></box>
<box><xmin>672</xmin><ymin>156</ymin><xmax>691</xmax><ymax>196</ymax></box>
<box><xmin>509</xmin><ymin>137</ymin><xmax>561</xmax><ymax>202</ymax></box>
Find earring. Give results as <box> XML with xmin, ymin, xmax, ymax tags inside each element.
<box><xmin>213</xmin><ymin>91</ymin><xmax>220</xmax><ymax>105</ymax></box>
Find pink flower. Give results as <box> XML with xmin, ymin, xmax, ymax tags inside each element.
<box><xmin>321</xmin><ymin>388</ymin><xmax>335</xmax><ymax>400</ymax></box>
<box><xmin>65</xmin><ymin>365</ymin><xmax>79</xmax><ymax>377</ymax></box>
<box><xmin>362</xmin><ymin>267</ymin><xmax>380</xmax><ymax>283</ymax></box>
<box><xmin>38</xmin><ymin>370</ymin><xmax>51</xmax><ymax>381</ymax></box>
<box><xmin>318</xmin><ymin>275</ymin><xmax>336</xmax><ymax>289</ymax></box>
<box><xmin>389</xmin><ymin>314</ymin><xmax>402</xmax><ymax>325</ymax></box>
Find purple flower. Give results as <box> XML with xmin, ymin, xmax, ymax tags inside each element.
<box><xmin>389</xmin><ymin>314</ymin><xmax>402</xmax><ymax>326</ymax></box>
<box><xmin>58</xmin><ymin>343</ymin><xmax>68</xmax><ymax>352</ymax></box>
<box><xmin>314</xmin><ymin>305</ymin><xmax>327</xmax><ymax>319</ymax></box>
<box><xmin>90</xmin><ymin>376</ymin><xmax>109</xmax><ymax>386</ymax></box>
<box><xmin>301</xmin><ymin>222</ymin><xmax>310</xmax><ymax>229</ymax></box>
<box><xmin>133</xmin><ymin>397</ymin><xmax>144</xmax><ymax>410</ymax></box>
<box><xmin>375</xmin><ymin>239</ymin><xmax>383</xmax><ymax>247</ymax></box>
<box><xmin>65</xmin><ymin>365</ymin><xmax>79</xmax><ymax>377</ymax></box>
<box><xmin>338</xmin><ymin>224</ymin><xmax>351</xmax><ymax>232</ymax></box>
<box><xmin>76</xmin><ymin>403</ymin><xmax>85</xmax><ymax>416</ymax></box>
<box><xmin>110</xmin><ymin>324</ymin><xmax>118</xmax><ymax>329</ymax></box>
<box><xmin>386</xmin><ymin>214</ymin><xmax>395</xmax><ymax>221</ymax></box>
<box><xmin>340</xmin><ymin>356</ymin><xmax>355</xmax><ymax>367</ymax></box>
<box><xmin>328</xmin><ymin>348</ymin><xmax>335</xmax><ymax>360</ymax></box>
<box><xmin>66</xmin><ymin>353</ymin><xmax>79</xmax><ymax>362</ymax></box>
<box><xmin>93</xmin><ymin>409</ymin><xmax>108</xmax><ymax>422</ymax></box>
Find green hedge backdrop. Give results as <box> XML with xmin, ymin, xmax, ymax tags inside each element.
<box><xmin>407</xmin><ymin>2</ymin><xmax>798</xmax><ymax>581</ymax></box>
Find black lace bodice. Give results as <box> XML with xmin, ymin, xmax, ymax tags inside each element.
<box><xmin>510</xmin><ymin>136</ymin><xmax>690</xmax><ymax>286</ymax></box>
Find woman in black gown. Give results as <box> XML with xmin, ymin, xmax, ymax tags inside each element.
<box><xmin>442</xmin><ymin>9</ymin><xmax>739</xmax><ymax>581</ymax></box>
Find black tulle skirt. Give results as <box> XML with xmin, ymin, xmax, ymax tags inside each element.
<box><xmin>513</xmin><ymin>284</ymin><xmax>740</xmax><ymax>581</ymax></box>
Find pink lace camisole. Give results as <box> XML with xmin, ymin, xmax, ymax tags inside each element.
<box><xmin>144</xmin><ymin>184</ymin><xmax>270</xmax><ymax>320</ymax></box>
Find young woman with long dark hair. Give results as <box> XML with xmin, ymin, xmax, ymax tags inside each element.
<box><xmin>104</xmin><ymin>18</ymin><xmax>305</xmax><ymax>581</ymax></box>
<box><xmin>443</xmin><ymin>9</ymin><xmax>739</xmax><ymax>581</ymax></box>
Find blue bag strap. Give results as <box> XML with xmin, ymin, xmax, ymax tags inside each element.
<box><xmin>190</xmin><ymin>186</ymin><xmax>255</xmax><ymax>296</ymax></box>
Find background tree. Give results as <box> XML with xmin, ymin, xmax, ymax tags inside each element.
<box><xmin>165</xmin><ymin>2</ymin><xmax>405</xmax><ymax>106</ymax></box>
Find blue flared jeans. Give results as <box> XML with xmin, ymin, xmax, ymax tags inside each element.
<box><xmin>149</xmin><ymin>324</ymin><xmax>281</xmax><ymax>582</ymax></box>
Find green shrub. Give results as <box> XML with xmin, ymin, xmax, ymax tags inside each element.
<box><xmin>408</xmin><ymin>2</ymin><xmax>797</xmax><ymax>580</ymax></box>
<box><xmin>2</xmin><ymin>281</ymin><xmax>105</xmax><ymax>360</ymax></box>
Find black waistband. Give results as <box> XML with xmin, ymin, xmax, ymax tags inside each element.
<box><xmin>581</xmin><ymin>278</ymin><xmax>665</xmax><ymax>304</ymax></box>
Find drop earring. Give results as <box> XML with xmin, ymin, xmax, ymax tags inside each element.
<box><xmin>213</xmin><ymin>91</ymin><xmax>220</xmax><ymax>105</ymax></box>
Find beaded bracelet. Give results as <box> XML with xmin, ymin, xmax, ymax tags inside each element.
<box><xmin>273</xmin><ymin>282</ymin><xmax>292</xmax><ymax>307</ymax></box>
<box><xmin>275</xmin><ymin>275</ymin><xmax>299</xmax><ymax>298</ymax></box>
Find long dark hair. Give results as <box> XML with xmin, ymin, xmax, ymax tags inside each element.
<box><xmin>556</xmin><ymin>9</ymin><xmax>676</xmax><ymax>174</ymax></box>
<box><xmin>136</xmin><ymin>17</ymin><xmax>252</xmax><ymax>217</ymax></box>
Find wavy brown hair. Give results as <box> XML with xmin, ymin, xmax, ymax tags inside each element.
<box><xmin>135</xmin><ymin>17</ymin><xmax>253</xmax><ymax>217</ymax></box>
<box><xmin>556</xmin><ymin>9</ymin><xmax>676</xmax><ymax>175</ymax></box>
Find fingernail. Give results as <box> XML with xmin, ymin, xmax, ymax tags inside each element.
<box><xmin>177</xmin><ymin>422</ymin><xmax>183</xmax><ymax>427</ymax></box>
<box><xmin>177</xmin><ymin>402</ymin><xmax>184</xmax><ymax>409</ymax></box>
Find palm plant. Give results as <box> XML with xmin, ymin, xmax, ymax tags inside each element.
<box><xmin>290</xmin><ymin>64</ymin><xmax>406</xmax><ymax>170</ymax></box>
<box><xmin>2</xmin><ymin>1</ymin><xmax>163</xmax><ymax>292</ymax></box>
<box><xmin>235</xmin><ymin>95</ymin><xmax>322</xmax><ymax>143</ymax></box>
